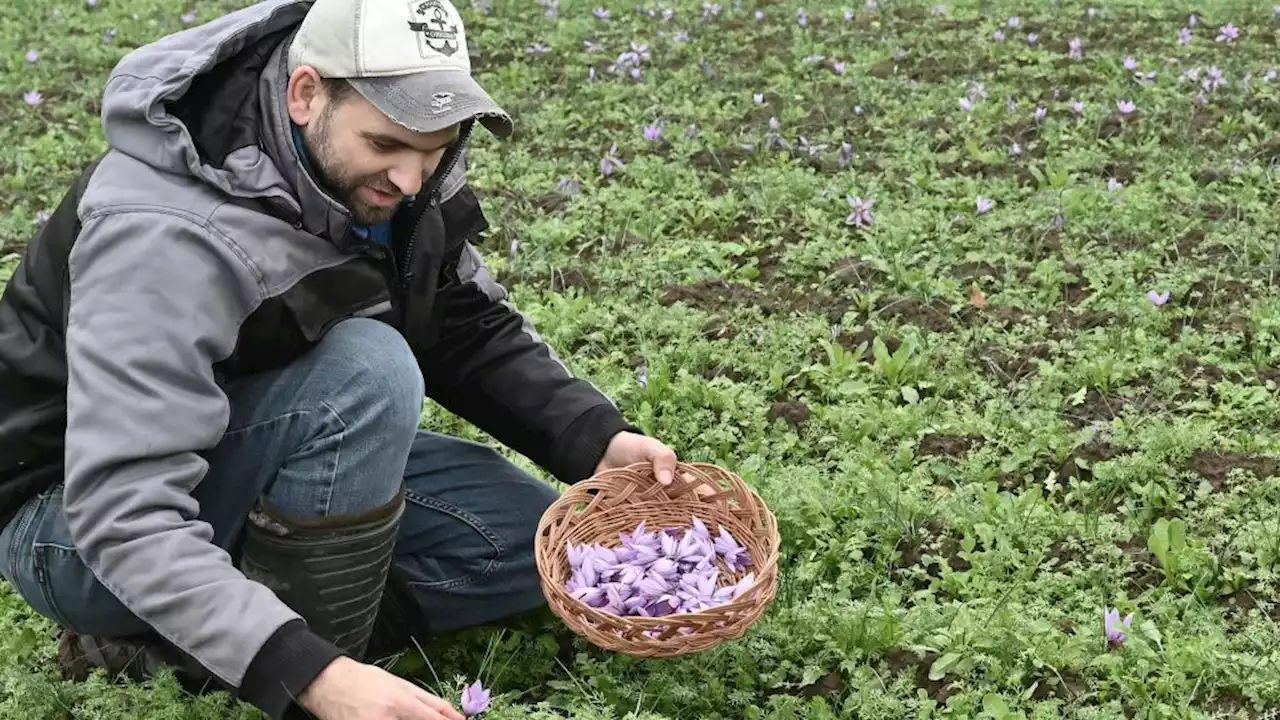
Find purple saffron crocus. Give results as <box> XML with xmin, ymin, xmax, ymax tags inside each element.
<box><xmin>1216</xmin><ymin>24</ymin><xmax>1239</xmax><ymax>43</ymax></box>
<box><xmin>1147</xmin><ymin>290</ymin><xmax>1170</xmax><ymax>306</ymax></box>
<box><xmin>1104</xmin><ymin>607</ymin><xmax>1133</xmax><ymax>650</ymax></box>
<box><xmin>976</xmin><ymin>196</ymin><xmax>995</xmax><ymax>214</ymax></box>
<box><xmin>25</xmin><ymin>50</ymin><xmax>38</xmax><ymax>63</ymax></box>
<box><xmin>461</xmin><ymin>680</ymin><xmax>491</xmax><ymax>716</ymax></box>
<box><xmin>593</xmin><ymin>7</ymin><xmax>609</xmax><ymax>19</ymax></box>
<box><xmin>992</xmin><ymin>30</ymin><xmax>1005</xmax><ymax>41</ymax></box>
<box><xmin>599</xmin><ymin>143</ymin><xmax>625</xmax><ymax>176</ymax></box>
<box><xmin>1035</xmin><ymin>106</ymin><xmax>1047</xmax><ymax>122</ymax></box>
<box><xmin>1026</xmin><ymin>33</ymin><xmax>1039</xmax><ymax>44</ymax></box>
<box><xmin>23</xmin><ymin>91</ymin><xmax>42</xmax><ymax>106</ymax></box>
<box><xmin>1006</xmin><ymin>15</ymin><xmax>1020</xmax><ymax>27</ymax></box>
<box><xmin>1108</xmin><ymin>178</ymin><xmax>1123</xmax><ymax>192</ymax></box>
<box><xmin>643</xmin><ymin>123</ymin><xmax>662</xmax><ymax>141</ymax></box>
<box><xmin>1124</xmin><ymin>56</ymin><xmax>1137</xmax><ymax>70</ymax></box>
<box><xmin>1116</xmin><ymin>99</ymin><xmax>1136</xmax><ymax>115</ymax></box>
<box><xmin>1069</xmin><ymin>38</ymin><xmax>1083</xmax><ymax>59</ymax></box>
<box><xmin>845</xmin><ymin>195</ymin><xmax>874</xmax><ymax>227</ymax></box>
<box><xmin>1179</xmin><ymin>27</ymin><xmax>1193</xmax><ymax>44</ymax></box>
<box><xmin>714</xmin><ymin>528</ymin><xmax>752</xmax><ymax>572</ymax></box>
<box><xmin>959</xmin><ymin>97</ymin><xmax>973</xmax><ymax>112</ymax></box>
<box><xmin>838</xmin><ymin>142</ymin><xmax>854</xmax><ymax>168</ymax></box>
<box><xmin>1072</xmin><ymin>101</ymin><xmax>1086</xmax><ymax>115</ymax></box>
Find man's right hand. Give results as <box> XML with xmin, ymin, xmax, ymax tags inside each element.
<box><xmin>298</xmin><ymin>656</ymin><xmax>466</xmax><ymax>720</ymax></box>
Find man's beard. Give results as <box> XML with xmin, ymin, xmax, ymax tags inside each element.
<box><xmin>301</xmin><ymin>113</ymin><xmax>402</xmax><ymax>226</ymax></box>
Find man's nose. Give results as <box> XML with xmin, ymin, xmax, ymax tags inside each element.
<box><xmin>386</xmin><ymin>162</ymin><xmax>425</xmax><ymax>197</ymax></box>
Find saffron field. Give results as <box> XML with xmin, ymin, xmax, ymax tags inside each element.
<box><xmin>3</xmin><ymin>0</ymin><xmax>1280</xmax><ymax>717</ymax></box>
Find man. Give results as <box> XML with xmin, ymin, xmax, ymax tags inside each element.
<box><xmin>0</xmin><ymin>0</ymin><xmax>684</xmax><ymax>717</ymax></box>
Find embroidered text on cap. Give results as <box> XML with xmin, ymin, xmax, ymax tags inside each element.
<box><xmin>407</xmin><ymin>0</ymin><xmax>461</xmax><ymax>58</ymax></box>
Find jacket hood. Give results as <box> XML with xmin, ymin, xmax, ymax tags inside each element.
<box><xmin>98</xmin><ymin>0</ymin><xmax>374</xmax><ymax>243</ymax></box>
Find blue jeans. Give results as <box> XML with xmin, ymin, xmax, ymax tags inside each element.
<box><xmin>0</xmin><ymin>318</ymin><xmax>562</xmax><ymax>650</ymax></box>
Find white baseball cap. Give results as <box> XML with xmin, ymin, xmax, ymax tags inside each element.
<box><xmin>287</xmin><ymin>0</ymin><xmax>513</xmax><ymax>138</ymax></box>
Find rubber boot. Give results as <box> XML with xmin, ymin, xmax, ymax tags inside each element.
<box><xmin>238</xmin><ymin>489</ymin><xmax>406</xmax><ymax>661</ymax></box>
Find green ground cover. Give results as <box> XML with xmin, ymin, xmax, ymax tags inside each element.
<box><xmin>3</xmin><ymin>0</ymin><xmax>1280</xmax><ymax>717</ymax></box>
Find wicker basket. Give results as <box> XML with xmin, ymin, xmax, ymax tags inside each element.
<box><xmin>534</xmin><ymin>461</ymin><xmax>780</xmax><ymax>658</ymax></box>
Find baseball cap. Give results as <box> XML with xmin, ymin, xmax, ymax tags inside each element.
<box><xmin>287</xmin><ymin>0</ymin><xmax>513</xmax><ymax>138</ymax></box>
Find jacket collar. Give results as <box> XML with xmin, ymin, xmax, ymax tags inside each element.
<box><xmin>256</xmin><ymin>31</ymin><xmax>358</xmax><ymax>248</ymax></box>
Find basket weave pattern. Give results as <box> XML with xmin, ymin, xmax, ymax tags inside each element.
<box><xmin>535</xmin><ymin>462</ymin><xmax>780</xmax><ymax>657</ymax></box>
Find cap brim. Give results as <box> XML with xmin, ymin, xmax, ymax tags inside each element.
<box><xmin>347</xmin><ymin>69</ymin><xmax>513</xmax><ymax>138</ymax></box>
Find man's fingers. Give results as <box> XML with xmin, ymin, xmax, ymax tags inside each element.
<box><xmin>421</xmin><ymin>693</ymin><xmax>466</xmax><ymax>720</ymax></box>
<box><xmin>654</xmin><ymin>444</ymin><xmax>678</xmax><ymax>486</ymax></box>
<box><xmin>401</xmin><ymin>680</ymin><xmax>465</xmax><ymax>720</ymax></box>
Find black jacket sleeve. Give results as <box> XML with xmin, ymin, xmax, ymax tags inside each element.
<box><xmin>412</xmin><ymin>212</ymin><xmax>643</xmax><ymax>484</ymax></box>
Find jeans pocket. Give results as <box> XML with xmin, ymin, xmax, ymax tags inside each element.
<box><xmin>31</xmin><ymin>542</ymin><xmax>79</xmax><ymax>630</ymax></box>
<box><xmin>396</xmin><ymin>490</ymin><xmax>504</xmax><ymax>591</ymax></box>
<box><xmin>31</xmin><ymin>541</ymin><xmax>147</xmax><ymax>637</ymax></box>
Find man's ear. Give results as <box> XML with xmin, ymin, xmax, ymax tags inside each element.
<box><xmin>286</xmin><ymin>66</ymin><xmax>324</xmax><ymax>127</ymax></box>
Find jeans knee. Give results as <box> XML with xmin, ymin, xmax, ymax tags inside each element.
<box><xmin>319</xmin><ymin>318</ymin><xmax>425</xmax><ymax>438</ymax></box>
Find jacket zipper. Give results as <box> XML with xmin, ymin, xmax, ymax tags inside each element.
<box><xmin>397</xmin><ymin>119</ymin><xmax>476</xmax><ymax>293</ymax></box>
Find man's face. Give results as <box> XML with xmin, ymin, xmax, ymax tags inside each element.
<box><xmin>297</xmin><ymin>81</ymin><xmax>460</xmax><ymax>226</ymax></box>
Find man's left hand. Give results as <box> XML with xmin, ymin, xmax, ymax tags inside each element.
<box><xmin>593</xmin><ymin>432</ymin><xmax>716</xmax><ymax>499</ymax></box>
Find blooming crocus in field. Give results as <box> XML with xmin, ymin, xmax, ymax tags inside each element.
<box><xmin>1265</xmin><ymin>70</ymin><xmax>1277</xmax><ymax>83</ymax></box>
<box><xmin>1069</xmin><ymin>38</ymin><xmax>1083</xmax><ymax>59</ymax></box>
<box><xmin>461</xmin><ymin>680</ymin><xmax>491</xmax><ymax>716</ymax></box>
<box><xmin>1026</xmin><ymin>33</ymin><xmax>1039</xmax><ymax>44</ymax></box>
<box><xmin>752</xmin><ymin>92</ymin><xmax>764</xmax><ymax>104</ymax></box>
<box><xmin>976</xmin><ymin>196</ymin><xmax>995</xmax><ymax>214</ymax></box>
<box><xmin>643</xmin><ymin>123</ymin><xmax>662</xmax><ymax>141</ymax></box>
<box><xmin>25</xmin><ymin>50</ymin><xmax>38</xmax><ymax>63</ymax></box>
<box><xmin>1116</xmin><ymin>99</ymin><xmax>1135</xmax><ymax>115</ymax></box>
<box><xmin>753</xmin><ymin>9</ymin><xmax>764</xmax><ymax>20</ymax></box>
<box><xmin>673</xmin><ymin>31</ymin><xmax>689</xmax><ymax>42</ymax></box>
<box><xmin>508</xmin><ymin>238</ymin><xmax>518</xmax><ymax>261</ymax></box>
<box><xmin>599</xmin><ymin>143</ymin><xmax>624</xmax><ymax>176</ymax></box>
<box><xmin>845</xmin><ymin>195</ymin><xmax>874</xmax><ymax>227</ymax></box>
<box><xmin>1104</xmin><ymin>607</ymin><xmax>1133</xmax><ymax>649</ymax></box>
<box><xmin>525</xmin><ymin>42</ymin><xmax>550</xmax><ymax>56</ymax></box>
<box><xmin>1124</xmin><ymin>56</ymin><xmax>1138</xmax><ymax>70</ymax></box>
<box><xmin>1179</xmin><ymin>27</ymin><xmax>1193</xmax><ymax>44</ymax></box>
<box><xmin>959</xmin><ymin>97</ymin><xmax>973</xmax><ymax>112</ymax></box>
<box><xmin>1035</xmin><ymin>106</ymin><xmax>1047</xmax><ymax>122</ymax></box>
<box><xmin>1216</xmin><ymin>24</ymin><xmax>1239</xmax><ymax>43</ymax></box>
<box><xmin>844</xmin><ymin>8</ymin><xmax>854</xmax><ymax>21</ymax></box>
<box><xmin>1072</xmin><ymin>101</ymin><xmax>1085</xmax><ymax>115</ymax></box>
<box><xmin>1006</xmin><ymin>15</ymin><xmax>1020</xmax><ymax>27</ymax></box>
<box><xmin>23</xmin><ymin>91</ymin><xmax>42</xmax><ymax>106</ymax></box>
<box><xmin>1187</xmin><ymin>13</ymin><xmax>1198</xmax><ymax>27</ymax></box>
<box><xmin>1108</xmin><ymin>178</ymin><xmax>1122</xmax><ymax>192</ymax></box>
<box><xmin>837</xmin><ymin>142</ymin><xmax>854</xmax><ymax>168</ymax></box>
<box><xmin>1010</xmin><ymin>142</ymin><xmax>1022</xmax><ymax>157</ymax></box>
<box><xmin>593</xmin><ymin>7</ymin><xmax>609</xmax><ymax>19</ymax></box>
<box><xmin>992</xmin><ymin>30</ymin><xmax>1005</xmax><ymax>41</ymax></box>
<box><xmin>1203</xmin><ymin>66</ymin><xmax>1226</xmax><ymax>92</ymax></box>
<box><xmin>797</xmin><ymin>8</ymin><xmax>807</xmax><ymax>26</ymax></box>
<box><xmin>833</xmin><ymin>61</ymin><xmax>846</xmax><ymax>75</ymax></box>
<box><xmin>1147</xmin><ymin>290</ymin><xmax>1170</xmax><ymax>306</ymax></box>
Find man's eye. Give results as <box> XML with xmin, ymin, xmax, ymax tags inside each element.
<box><xmin>371</xmin><ymin>140</ymin><xmax>397</xmax><ymax>152</ymax></box>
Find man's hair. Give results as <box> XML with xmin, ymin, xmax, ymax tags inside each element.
<box><xmin>320</xmin><ymin>76</ymin><xmax>357</xmax><ymax>105</ymax></box>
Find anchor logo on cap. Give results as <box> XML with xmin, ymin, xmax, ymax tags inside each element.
<box><xmin>407</xmin><ymin>0</ymin><xmax>460</xmax><ymax>57</ymax></box>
